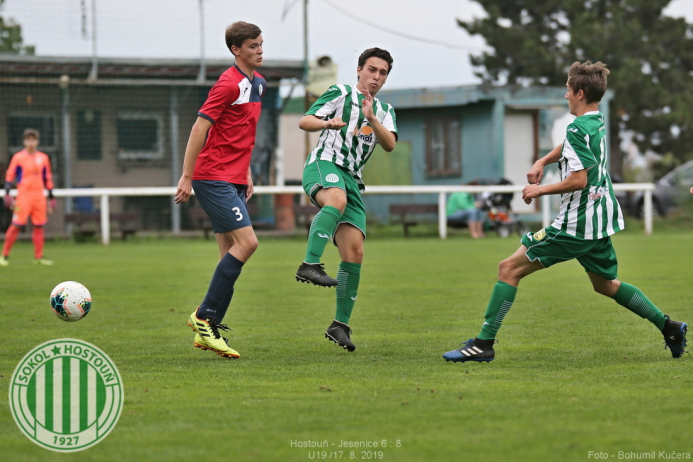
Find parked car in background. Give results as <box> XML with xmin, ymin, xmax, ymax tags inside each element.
<box><xmin>631</xmin><ymin>160</ymin><xmax>693</xmax><ymax>218</ymax></box>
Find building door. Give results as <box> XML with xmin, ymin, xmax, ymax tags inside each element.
<box><xmin>503</xmin><ymin>112</ymin><xmax>536</xmax><ymax>213</ymax></box>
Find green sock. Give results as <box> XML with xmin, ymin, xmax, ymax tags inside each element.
<box><xmin>335</xmin><ymin>262</ymin><xmax>361</xmax><ymax>324</ymax></box>
<box><xmin>304</xmin><ymin>206</ymin><xmax>341</xmax><ymax>264</ymax></box>
<box><xmin>611</xmin><ymin>282</ymin><xmax>666</xmax><ymax>331</ymax></box>
<box><xmin>478</xmin><ymin>281</ymin><xmax>518</xmax><ymax>340</ymax></box>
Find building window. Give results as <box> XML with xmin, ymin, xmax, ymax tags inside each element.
<box><xmin>425</xmin><ymin>116</ymin><xmax>461</xmax><ymax>178</ymax></box>
<box><xmin>77</xmin><ymin>110</ymin><xmax>102</xmax><ymax>160</ymax></box>
<box><xmin>8</xmin><ymin>115</ymin><xmax>55</xmax><ymax>148</ymax></box>
<box><xmin>116</xmin><ymin>112</ymin><xmax>163</xmax><ymax>160</ymax></box>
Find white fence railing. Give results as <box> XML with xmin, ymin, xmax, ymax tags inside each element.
<box><xmin>1</xmin><ymin>183</ymin><xmax>655</xmax><ymax>245</ymax></box>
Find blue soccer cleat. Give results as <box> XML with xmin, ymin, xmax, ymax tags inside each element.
<box><xmin>662</xmin><ymin>315</ymin><xmax>688</xmax><ymax>359</ymax></box>
<box><xmin>443</xmin><ymin>338</ymin><xmax>495</xmax><ymax>363</ymax></box>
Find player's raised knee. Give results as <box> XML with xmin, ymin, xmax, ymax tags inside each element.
<box><xmin>498</xmin><ymin>258</ymin><xmax>513</xmax><ymax>279</ymax></box>
<box><xmin>320</xmin><ymin>188</ymin><xmax>347</xmax><ymax>213</ymax></box>
<box><xmin>234</xmin><ymin>233</ymin><xmax>258</xmax><ymax>256</ymax></box>
<box><xmin>328</xmin><ymin>196</ymin><xmax>347</xmax><ymax>214</ymax></box>
<box><xmin>592</xmin><ymin>280</ymin><xmax>617</xmax><ymax>297</ymax></box>
<box><xmin>349</xmin><ymin>245</ymin><xmax>364</xmax><ymax>262</ymax></box>
<box><xmin>246</xmin><ymin>235</ymin><xmax>259</xmax><ymax>253</ymax></box>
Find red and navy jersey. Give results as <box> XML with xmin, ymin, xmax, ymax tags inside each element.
<box><xmin>5</xmin><ymin>149</ymin><xmax>54</xmax><ymax>196</ymax></box>
<box><xmin>193</xmin><ymin>64</ymin><xmax>266</xmax><ymax>184</ymax></box>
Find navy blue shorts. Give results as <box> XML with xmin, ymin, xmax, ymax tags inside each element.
<box><xmin>192</xmin><ymin>180</ymin><xmax>252</xmax><ymax>234</ymax></box>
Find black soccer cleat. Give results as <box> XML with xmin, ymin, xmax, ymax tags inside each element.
<box><xmin>295</xmin><ymin>262</ymin><xmax>338</xmax><ymax>287</ymax></box>
<box><xmin>662</xmin><ymin>315</ymin><xmax>688</xmax><ymax>359</ymax></box>
<box><xmin>325</xmin><ymin>320</ymin><xmax>356</xmax><ymax>352</ymax></box>
<box><xmin>443</xmin><ymin>338</ymin><xmax>496</xmax><ymax>363</ymax></box>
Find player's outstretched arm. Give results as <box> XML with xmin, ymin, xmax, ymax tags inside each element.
<box><xmin>298</xmin><ymin>115</ymin><xmax>346</xmax><ymax>132</ymax></box>
<box><xmin>522</xmin><ymin>168</ymin><xmax>587</xmax><ymax>204</ymax></box>
<box><xmin>527</xmin><ymin>143</ymin><xmax>562</xmax><ymax>184</ymax></box>
<box><xmin>175</xmin><ymin>116</ymin><xmax>213</xmax><ymax>204</ymax></box>
<box><xmin>359</xmin><ymin>88</ymin><xmax>396</xmax><ymax>152</ymax></box>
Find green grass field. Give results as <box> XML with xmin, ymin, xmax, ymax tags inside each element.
<box><xmin>1</xmin><ymin>228</ymin><xmax>692</xmax><ymax>461</ymax></box>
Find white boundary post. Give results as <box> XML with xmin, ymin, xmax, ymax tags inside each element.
<box><xmin>100</xmin><ymin>195</ymin><xmax>110</xmax><ymax>245</ymax></box>
<box><xmin>644</xmin><ymin>189</ymin><xmax>653</xmax><ymax>235</ymax></box>
<box><xmin>438</xmin><ymin>191</ymin><xmax>447</xmax><ymax>240</ymax></box>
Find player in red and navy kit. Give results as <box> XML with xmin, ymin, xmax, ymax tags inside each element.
<box><xmin>175</xmin><ymin>21</ymin><xmax>265</xmax><ymax>359</ymax></box>
<box><xmin>2</xmin><ymin>128</ymin><xmax>56</xmax><ymax>266</ymax></box>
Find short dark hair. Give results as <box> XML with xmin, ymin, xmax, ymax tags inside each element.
<box><xmin>567</xmin><ymin>60</ymin><xmax>610</xmax><ymax>104</ymax></box>
<box><xmin>23</xmin><ymin>128</ymin><xmax>40</xmax><ymax>140</ymax></box>
<box><xmin>225</xmin><ymin>22</ymin><xmax>262</xmax><ymax>56</ymax></box>
<box><xmin>358</xmin><ymin>48</ymin><xmax>393</xmax><ymax>74</ymax></box>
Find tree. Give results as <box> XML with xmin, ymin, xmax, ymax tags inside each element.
<box><xmin>0</xmin><ymin>0</ymin><xmax>34</xmax><ymax>54</ymax></box>
<box><xmin>458</xmin><ymin>0</ymin><xmax>693</xmax><ymax>174</ymax></box>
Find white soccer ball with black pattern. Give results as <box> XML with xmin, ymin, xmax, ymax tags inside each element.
<box><xmin>50</xmin><ymin>281</ymin><xmax>92</xmax><ymax>322</ymax></box>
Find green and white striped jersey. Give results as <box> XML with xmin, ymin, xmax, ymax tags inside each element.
<box><xmin>305</xmin><ymin>84</ymin><xmax>398</xmax><ymax>192</ymax></box>
<box><xmin>551</xmin><ymin>111</ymin><xmax>624</xmax><ymax>240</ymax></box>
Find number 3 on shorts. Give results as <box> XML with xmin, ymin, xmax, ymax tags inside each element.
<box><xmin>232</xmin><ymin>207</ymin><xmax>243</xmax><ymax>221</ymax></box>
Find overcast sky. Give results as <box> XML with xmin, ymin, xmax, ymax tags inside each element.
<box><xmin>2</xmin><ymin>0</ymin><xmax>692</xmax><ymax>90</ymax></box>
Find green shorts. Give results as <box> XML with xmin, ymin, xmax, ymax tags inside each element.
<box><xmin>302</xmin><ymin>160</ymin><xmax>366</xmax><ymax>240</ymax></box>
<box><xmin>520</xmin><ymin>226</ymin><xmax>618</xmax><ymax>280</ymax></box>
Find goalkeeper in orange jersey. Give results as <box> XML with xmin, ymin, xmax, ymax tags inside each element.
<box><xmin>1</xmin><ymin>129</ymin><xmax>56</xmax><ymax>266</ymax></box>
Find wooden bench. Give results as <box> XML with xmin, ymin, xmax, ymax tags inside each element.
<box><xmin>64</xmin><ymin>213</ymin><xmax>140</xmax><ymax>240</ymax></box>
<box><xmin>293</xmin><ymin>205</ymin><xmax>320</xmax><ymax>231</ymax></box>
<box><xmin>188</xmin><ymin>208</ymin><xmax>214</xmax><ymax>239</ymax></box>
<box><xmin>389</xmin><ymin>203</ymin><xmax>439</xmax><ymax>236</ymax></box>
<box><xmin>248</xmin><ymin>203</ymin><xmax>275</xmax><ymax>230</ymax></box>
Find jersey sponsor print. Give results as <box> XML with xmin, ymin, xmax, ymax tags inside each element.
<box><xmin>551</xmin><ymin>111</ymin><xmax>624</xmax><ymax>240</ymax></box>
<box><xmin>305</xmin><ymin>84</ymin><xmax>397</xmax><ymax>192</ymax></box>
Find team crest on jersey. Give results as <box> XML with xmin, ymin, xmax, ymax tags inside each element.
<box><xmin>258</xmin><ymin>84</ymin><xmax>263</xmax><ymax>96</ymax></box>
<box><xmin>353</xmin><ymin>125</ymin><xmax>374</xmax><ymax>145</ymax></box>
<box><xmin>533</xmin><ymin>228</ymin><xmax>547</xmax><ymax>241</ymax></box>
<box><xmin>325</xmin><ymin>173</ymin><xmax>339</xmax><ymax>183</ymax></box>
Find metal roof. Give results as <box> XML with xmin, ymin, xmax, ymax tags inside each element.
<box><xmin>378</xmin><ymin>84</ymin><xmax>613</xmax><ymax>109</ymax></box>
<box><xmin>0</xmin><ymin>54</ymin><xmax>303</xmax><ymax>86</ymax></box>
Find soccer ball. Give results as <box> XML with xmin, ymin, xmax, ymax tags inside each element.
<box><xmin>50</xmin><ymin>281</ymin><xmax>92</xmax><ymax>322</ymax></box>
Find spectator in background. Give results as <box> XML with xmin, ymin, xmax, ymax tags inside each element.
<box><xmin>2</xmin><ymin>128</ymin><xmax>55</xmax><ymax>266</ymax></box>
<box><xmin>447</xmin><ymin>181</ymin><xmax>485</xmax><ymax>239</ymax></box>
